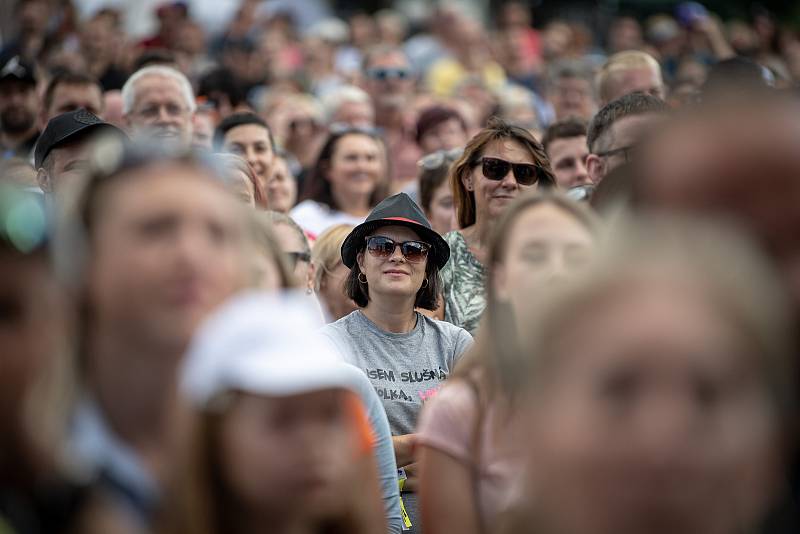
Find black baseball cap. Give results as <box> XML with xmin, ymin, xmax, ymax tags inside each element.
<box><xmin>341</xmin><ymin>192</ymin><xmax>450</xmax><ymax>270</ymax></box>
<box><xmin>34</xmin><ymin>108</ymin><xmax>126</xmax><ymax>169</ymax></box>
<box><xmin>0</xmin><ymin>55</ymin><xmax>37</xmax><ymax>85</ymax></box>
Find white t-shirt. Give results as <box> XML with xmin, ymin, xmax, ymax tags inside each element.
<box><xmin>290</xmin><ymin>200</ymin><xmax>366</xmax><ymax>239</ymax></box>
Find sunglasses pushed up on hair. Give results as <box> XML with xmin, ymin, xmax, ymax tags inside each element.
<box><xmin>475</xmin><ymin>156</ymin><xmax>546</xmax><ymax>186</ymax></box>
<box><xmin>365</xmin><ymin>236</ymin><xmax>430</xmax><ymax>263</ymax></box>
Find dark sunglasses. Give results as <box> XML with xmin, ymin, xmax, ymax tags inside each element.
<box><xmin>366</xmin><ymin>67</ymin><xmax>411</xmax><ymax>81</ymax></box>
<box><xmin>475</xmin><ymin>156</ymin><xmax>544</xmax><ymax>186</ymax></box>
<box><xmin>285</xmin><ymin>251</ymin><xmax>311</xmax><ymax>268</ymax></box>
<box><xmin>418</xmin><ymin>148</ymin><xmax>464</xmax><ymax>170</ymax></box>
<box><xmin>365</xmin><ymin>236</ymin><xmax>430</xmax><ymax>263</ymax></box>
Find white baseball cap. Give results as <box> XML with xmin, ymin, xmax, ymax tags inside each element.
<box><xmin>181</xmin><ymin>290</ymin><xmax>361</xmax><ymax>407</ymax></box>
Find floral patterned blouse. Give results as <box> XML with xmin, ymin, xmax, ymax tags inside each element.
<box><xmin>440</xmin><ymin>231</ymin><xmax>487</xmax><ymax>336</ymax></box>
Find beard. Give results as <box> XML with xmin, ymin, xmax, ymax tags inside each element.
<box><xmin>1</xmin><ymin>107</ymin><xmax>35</xmax><ymax>135</ymax></box>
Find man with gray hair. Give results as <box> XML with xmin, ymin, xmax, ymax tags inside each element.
<box><xmin>122</xmin><ymin>65</ymin><xmax>196</xmax><ymax>148</ymax></box>
<box><xmin>321</xmin><ymin>85</ymin><xmax>375</xmax><ymax>129</ymax></box>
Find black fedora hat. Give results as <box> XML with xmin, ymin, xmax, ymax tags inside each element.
<box><xmin>341</xmin><ymin>192</ymin><xmax>450</xmax><ymax>270</ymax></box>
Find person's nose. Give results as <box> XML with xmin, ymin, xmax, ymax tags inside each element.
<box><xmin>388</xmin><ymin>242</ymin><xmax>405</xmax><ymax>262</ymax></box>
<box><xmin>500</xmin><ymin>166</ymin><xmax>518</xmax><ymax>188</ymax></box>
<box><xmin>575</xmin><ymin>158</ymin><xmax>590</xmax><ymax>185</ymax></box>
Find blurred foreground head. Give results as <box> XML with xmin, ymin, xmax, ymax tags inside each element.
<box><xmin>56</xmin><ymin>139</ymin><xmax>254</xmax><ymax>356</ymax></box>
<box><xmin>634</xmin><ymin>92</ymin><xmax>800</xmax><ymax>328</ymax></box>
<box><xmin>507</xmin><ymin>217</ymin><xmax>796</xmax><ymax>534</ymax></box>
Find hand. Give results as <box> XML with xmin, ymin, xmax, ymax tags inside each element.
<box><xmin>392</xmin><ymin>434</ymin><xmax>418</xmax><ymax>467</ymax></box>
<box><xmin>401</xmin><ymin>462</ymin><xmax>419</xmax><ymax>493</ymax></box>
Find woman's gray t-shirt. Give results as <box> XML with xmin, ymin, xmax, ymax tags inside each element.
<box><xmin>321</xmin><ymin>310</ymin><xmax>474</xmax><ymax>435</ymax></box>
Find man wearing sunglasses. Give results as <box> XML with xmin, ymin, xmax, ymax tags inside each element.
<box><xmin>362</xmin><ymin>45</ymin><xmax>421</xmax><ymax>185</ymax></box>
<box><xmin>585</xmin><ymin>91</ymin><xmax>668</xmax><ymax>185</ymax></box>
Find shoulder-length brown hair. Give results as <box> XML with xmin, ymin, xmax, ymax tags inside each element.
<box><xmin>450</xmin><ymin>117</ymin><xmax>556</xmax><ymax>229</ymax></box>
<box><xmin>301</xmin><ymin>128</ymin><xmax>390</xmax><ymax>211</ymax></box>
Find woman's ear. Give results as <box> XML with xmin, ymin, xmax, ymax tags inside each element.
<box><xmin>356</xmin><ymin>251</ymin><xmax>365</xmax><ymax>273</ymax></box>
<box><xmin>460</xmin><ymin>169</ymin><xmax>474</xmax><ymax>192</ymax></box>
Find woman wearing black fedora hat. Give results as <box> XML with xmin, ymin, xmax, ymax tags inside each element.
<box><xmin>321</xmin><ymin>192</ymin><xmax>473</xmax><ymax>534</ymax></box>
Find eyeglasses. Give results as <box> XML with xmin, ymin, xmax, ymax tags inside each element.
<box><xmin>134</xmin><ymin>103</ymin><xmax>191</xmax><ymax>120</ymax></box>
<box><xmin>418</xmin><ymin>148</ymin><xmax>464</xmax><ymax>170</ymax></box>
<box><xmin>366</xmin><ymin>67</ymin><xmax>411</xmax><ymax>81</ymax></box>
<box><xmin>285</xmin><ymin>251</ymin><xmax>311</xmax><ymax>268</ymax></box>
<box><xmin>365</xmin><ymin>236</ymin><xmax>430</xmax><ymax>263</ymax></box>
<box><xmin>594</xmin><ymin>144</ymin><xmax>637</xmax><ymax>163</ymax></box>
<box><xmin>475</xmin><ymin>156</ymin><xmax>544</xmax><ymax>186</ymax></box>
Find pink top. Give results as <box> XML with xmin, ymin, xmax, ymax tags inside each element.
<box><xmin>416</xmin><ymin>378</ymin><xmax>523</xmax><ymax>527</ymax></box>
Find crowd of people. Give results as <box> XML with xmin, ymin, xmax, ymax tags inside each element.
<box><xmin>1</xmin><ymin>0</ymin><xmax>799</xmax><ymax>533</ymax></box>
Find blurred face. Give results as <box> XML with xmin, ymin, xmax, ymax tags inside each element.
<box><xmin>219</xmin><ymin>390</ymin><xmax>357</xmax><ymax>516</ymax></box>
<box><xmin>494</xmin><ymin>204</ymin><xmax>594</xmax><ymax>323</ymax></box>
<box><xmin>605</xmin><ymin>66</ymin><xmax>665</xmax><ymax>104</ymax></box>
<box><xmin>327</xmin><ymin>134</ymin><xmax>381</xmax><ymax>206</ymax></box>
<box><xmin>333</xmin><ymin>100</ymin><xmax>375</xmax><ymax>129</ymax></box>
<box><xmin>425</xmin><ymin>179</ymin><xmax>456</xmax><ymax>236</ymax></box>
<box><xmin>125</xmin><ymin>74</ymin><xmax>194</xmax><ymax>148</ymax></box>
<box><xmin>223</xmin><ymin>124</ymin><xmax>274</xmax><ymax>193</ymax></box>
<box><xmin>318</xmin><ymin>260</ymin><xmax>357</xmax><ymax>321</ymax></box>
<box><xmin>464</xmin><ymin>138</ymin><xmax>538</xmax><ymax>223</ymax></box>
<box><xmin>0</xmin><ymin>80</ymin><xmax>38</xmax><ymax>134</ymax></box>
<box><xmin>550</xmin><ymin>77</ymin><xmax>596</xmax><ymax>121</ymax></box>
<box><xmin>547</xmin><ymin>135</ymin><xmax>590</xmax><ymax>189</ymax></box>
<box><xmin>38</xmin><ymin>140</ymin><xmax>91</xmax><ymax>193</ymax></box>
<box><xmin>88</xmin><ymin>163</ymin><xmax>250</xmax><ymax>353</ymax></box>
<box><xmin>357</xmin><ymin>225</ymin><xmax>428</xmax><ymax>303</ymax></box>
<box><xmin>191</xmin><ymin>112</ymin><xmax>214</xmax><ymax>150</ymax></box>
<box><xmin>266</xmin><ymin>157</ymin><xmax>297</xmax><ymax>213</ymax></box>
<box><xmin>524</xmin><ymin>282</ymin><xmax>780</xmax><ymax>534</ymax></box>
<box><xmin>271</xmin><ymin>223</ymin><xmax>312</xmax><ymax>291</ymax></box>
<box><xmin>364</xmin><ymin>52</ymin><xmax>414</xmax><ymax>112</ymax></box>
<box><xmin>44</xmin><ymin>83</ymin><xmax>103</xmax><ymax>124</ymax></box>
<box><xmin>419</xmin><ymin>118</ymin><xmax>468</xmax><ymax>154</ymax></box>
<box><xmin>0</xmin><ymin>252</ymin><xmax>62</xmax><ymax>434</ymax></box>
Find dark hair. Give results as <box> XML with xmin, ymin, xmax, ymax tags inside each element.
<box><xmin>450</xmin><ymin>116</ymin><xmax>555</xmax><ymax>229</ymax></box>
<box><xmin>343</xmin><ymin>231</ymin><xmax>441</xmax><ymax>311</ymax></box>
<box><xmin>43</xmin><ymin>72</ymin><xmax>101</xmax><ymax>113</ymax></box>
<box><xmin>133</xmin><ymin>48</ymin><xmax>178</xmax><ymax>71</ymax></box>
<box><xmin>541</xmin><ymin>118</ymin><xmax>588</xmax><ymax>153</ymax></box>
<box><xmin>213</xmin><ymin>112</ymin><xmax>275</xmax><ymax>151</ymax></box>
<box><xmin>415</xmin><ymin>106</ymin><xmax>467</xmax><ymax>145</ymax></box>
<box><xmin>587</xmin><ymin>92</ymin><xmax>668</xmax><ymax>153</ymax></box>
<box><xmin>301</xmin><ymin>129</ymin><xmax>389</xmax><ymax>211</ymax></box>
<box><xmin>198</xmin><ymin>67</ymin><xmax>248</xmax><ymax>109</ymax></box>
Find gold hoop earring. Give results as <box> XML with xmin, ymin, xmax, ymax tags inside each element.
<box><xmin>421</xmin><ymin>278</ymin><xmax>429</xmax><ymax>289</ymax></box>
<box><xmin>358</xmin><ymin>272</ymin><xmax>367</xmax><ymax>284</ymax></box>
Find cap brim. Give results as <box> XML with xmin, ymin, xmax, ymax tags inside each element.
<box><xmin>218</xmin><ymin>349</ymin><xmax>363</xmax><ymax>398</ymax></box>
<box><xmin>341</xmin><ymin>218</ymin><xmax>450</xmax><ymax>270</ymax></box>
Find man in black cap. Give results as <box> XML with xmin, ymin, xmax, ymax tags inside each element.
<box><xmin>0</xmin><ymin>55</ymin><xmax>40</xmax><ymax>160</ymax></box>
<box><xmin>34</xmin><ymin>108</ymin><xmax>125</xmax><ymax>194</ymax></box>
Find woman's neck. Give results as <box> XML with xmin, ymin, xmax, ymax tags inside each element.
<box><xmin>362</xmin><ymin>297</ymin><xmax>418</xmax><ymax>333</ymax></box>
<box><xmin>331</xmin><ymin>187</ymin><xmax>371</xmax><ymax>217</ymax></box>
<box><xmin>461</xmin><ymin>214</ymin><xmax>494</xmax><ymax>264</ymax></box>
<box><xmin>85</xmin><ymin>327</ymin><xmax>184</xmax><ymax>481</ymax></box>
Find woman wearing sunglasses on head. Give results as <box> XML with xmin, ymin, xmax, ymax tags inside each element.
<box><xmin>321</xmin><ymin>192</ymin><xmax>474</xmax><ymax>534</ymax></box>
<box><xmin>439</xmin><ymin>117</ymin><xmax>556</xmax><ymax>335</ymax></box>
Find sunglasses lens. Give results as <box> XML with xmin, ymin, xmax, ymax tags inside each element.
<box><xmin>482</xmin><ymin>157</ymin><xmax>510</xmax><ymax>181</ymax></box>
<box><xmin>367</xmin><ymin>236</ymin><xmax>394</xmax><ymax>257</ymax></box>
<box><xmin>513</xmin><ymin>164</ymin><xmax>538</xmax><ymax>185</ymax></box>
<box><xmin>400</xmin><ymin>241</ymin><xmax>429</xmax><ymax>263</ymax></box>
